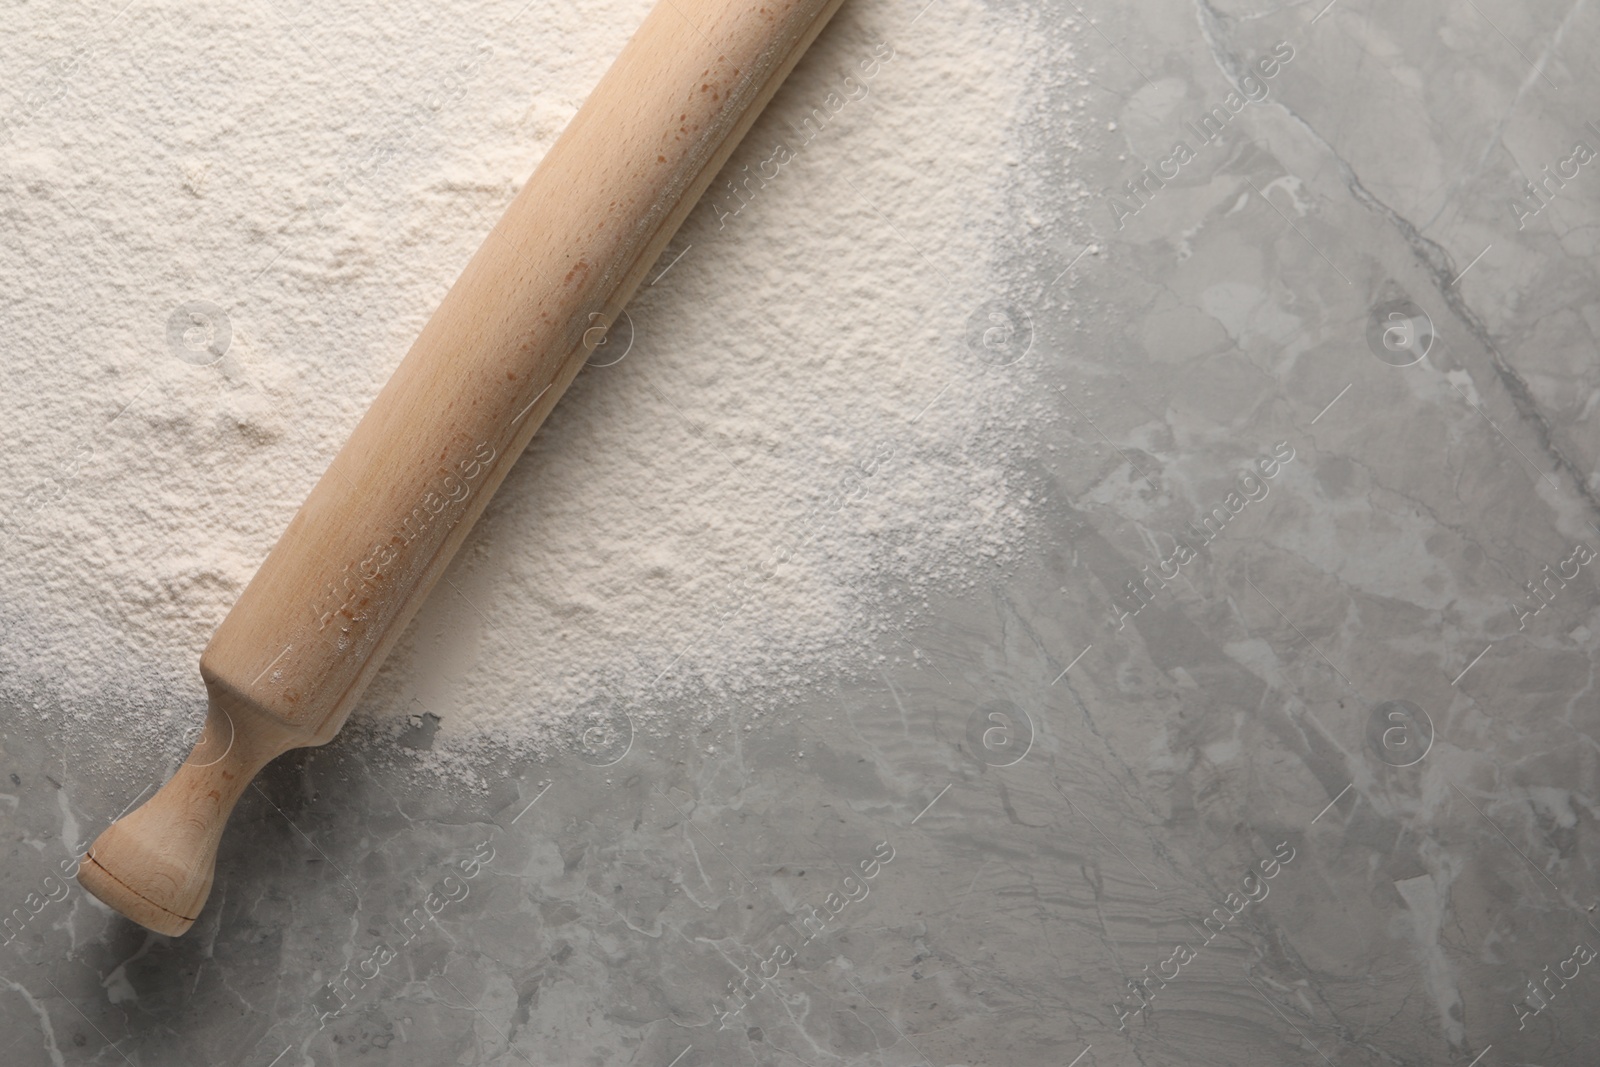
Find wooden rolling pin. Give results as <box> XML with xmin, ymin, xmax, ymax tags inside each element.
<box><xmin>78</xmin><ymin>0</ymin><xmax>846</xmax><ymax>936</ymax></box>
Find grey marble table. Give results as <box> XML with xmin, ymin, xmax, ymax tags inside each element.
<box><xmin>3</xmin><ymin>0</ymin><xmax>1598</xmax><ymax>1065</ymax></box>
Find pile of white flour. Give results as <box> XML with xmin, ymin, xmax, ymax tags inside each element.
<box><xmin>0</xmin><ymin>0</ymin><xmax>1048</xmax><ymax>772</ymax></box>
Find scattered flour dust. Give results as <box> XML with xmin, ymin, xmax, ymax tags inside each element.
<box><xmin>0</xmin><ymin>0</ymin><xmax>1049</xmax><ymax>779</ymax></box>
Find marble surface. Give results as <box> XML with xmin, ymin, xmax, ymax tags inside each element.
<box><xmin>4</xmin><ymin>0</ymin><xmax>1600</xmax><ymax>1065</ymax></box>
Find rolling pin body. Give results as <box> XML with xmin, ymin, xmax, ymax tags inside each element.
<box><xmin>79</xmin><ymin>0</ymin><xmax>845</xmax><ymax>935</ymax></box>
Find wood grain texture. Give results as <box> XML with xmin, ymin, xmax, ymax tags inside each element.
<box><xmin>78</xmin><ymin>0</ymin><xmax>847</xmax><ymax>936</ymax></box>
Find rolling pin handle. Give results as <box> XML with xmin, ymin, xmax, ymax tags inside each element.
<box><xmin>77</xmin><ymin>693</ymin><xmax>287</xmax><ymax>935</ymax></box>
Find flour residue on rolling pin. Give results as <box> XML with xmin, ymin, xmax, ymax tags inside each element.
<box><xmin>0</xmin><ymin>0</ymin><xmax>1067</xmax><ymax>776</ymax></box>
